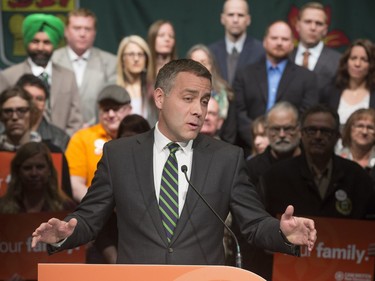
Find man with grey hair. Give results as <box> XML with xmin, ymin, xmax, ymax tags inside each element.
<box><xmin>234</xmin><ymin>101</ymin><xmax>302</xmax><ymax>279</ymax></box>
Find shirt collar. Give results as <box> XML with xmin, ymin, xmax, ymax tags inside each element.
<box><xmin>154</xmin><ymin>122</ymin><xmax>193</xmax><ymax>154</ymax></box>
<box><xmin>266</xmin><ymin>58</ymin><xmax>288</xmax><ymax>72</ymax></box>
<box><xmin>28</xmin><ymin>58</ymin><xmax>53</xmax><ymax>77</ymax></box>
<box><xmin>67</xmin><ymin>46</ymin><xmax>91</xmax><ymax>62</ymax></box>
<box><xmin>297</xmin><ymin>41</ymin><xmax>324</xmax><ymax>60</ymax></box>
<box><xmin>225</xmin><ymin>33</ymin><xmax>247</xmax><ymax>54</ymax></box>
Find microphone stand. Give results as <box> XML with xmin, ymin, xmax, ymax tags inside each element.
<box><xmin>181</xmin><ymin>165</ymin><xmax>242</xmax><ymax>268</ymax></box>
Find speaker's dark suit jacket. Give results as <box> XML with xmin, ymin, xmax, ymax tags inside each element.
<box><xmin>209</xmin><ymin>36</ymin><xmax>265</xmax><ymax>83</ymax></box>
<box><xmin>55</xmin><ymin>130</ymin><xmax>296</xmax><ymax>264</ymax></box>
<box><xmin>234</xmin><ymin>58</ymin><xmax>318</xmax><ymax>147</ymax></box>
<box><xmin>290</xmin><ymin>45</ymin><xmax>341</xmax><ymax>90</ymax></box>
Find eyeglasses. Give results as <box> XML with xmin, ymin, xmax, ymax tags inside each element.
<box><xmin>1</xmin><ymin>107</ymin><xmax>30</xmax><ymax>119</ymax></box>
<box><xmin>302</xmin><ymin>126</ymin><xmax>337</xmax><ymax>137</ymax></box>
<box><xmin>267</xmin><ymin>125</ymin><xmax>298</xmax><ymax>135</ymax></box>
<box><xmin>123</xmin><ymin>52</ymin><xmax>146</xmax><ymax>59</ymax></box>
<box><xmin>352</xmin><ymin>123</ymin><xmax>375</xmax><ymax>133</ymax></box>
<box><xmin>100</xmin><ymin>104</ymin><xmax>130</xmax><ymax>113</ymax></box>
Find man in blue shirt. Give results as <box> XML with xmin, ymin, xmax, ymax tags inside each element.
<box><xmin>234</xmin><ymin>21</ymin><xmax>318</xmax><ymax>152</ymax></box>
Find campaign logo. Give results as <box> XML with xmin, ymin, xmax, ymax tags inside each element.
<box><xmin>0</xmin><ymin>0</ymin><xmax>78</xmax><ymax>67</ymax></box>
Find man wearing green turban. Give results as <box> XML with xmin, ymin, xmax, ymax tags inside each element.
<box><xmin>1</xmin><ymin>13</ymin><xmax>83</xmax><ymax>136</ymax></box>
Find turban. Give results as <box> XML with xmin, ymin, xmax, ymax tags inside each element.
<box><xmin>22</xmin><ymin>14</ymin><xmax>64</xmax><ymax>48</ymax></box>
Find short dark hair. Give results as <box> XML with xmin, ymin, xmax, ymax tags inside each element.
<box><xmin>301</xmin><ymin>104</ymin><xmax>340</xmax><ymax>132</ymax></box>
<box><xmin>155</xmin><ymin>59</ymin><xmax>212</xmax><ymax>94</ymax></box>
<box><xmin>16</xmin><ymin>74</ymin><xmax>49</xmax><ymax>99</ymax></box>
<box><xmin>117</xmin><ymin>114</ymin><xmax>151</xmax><ymax>139</ymax></box>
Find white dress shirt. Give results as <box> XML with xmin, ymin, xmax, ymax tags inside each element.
<box><xmin>225</xmin><ymin>33</ymin><xmax>247</xmax><ymax>54</ymax></box>
<box><xmin>28</xmin><ymin>58</ymin><xmax>52</xmax><ymax>84</ymax></box>
<box><xmin>295</xmin><ymin>41</ymin><xmax>324</xmax><ymax>71</ymax></box>
<box><xmin>67</xmin><ymin>47</ymin><xmax>90</xmax><ymax>87</ymax></box>
<box><xmin>153</xmin><ymin>122</ymin><xmax>193</xmax><ymax>216</ymax></box>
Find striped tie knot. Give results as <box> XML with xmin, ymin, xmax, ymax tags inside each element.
<box><xmin>167</xmin><ymin>142</ymin><xmax>179</xmax><ymax>154</ymax></box>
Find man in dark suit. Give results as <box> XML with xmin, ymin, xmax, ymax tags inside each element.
<box><xmin>290</xmin><ymin>2</ymin><xmax>341</xmax><ymax>90</ymax></box>
<box><xmin>234</xmin><ymin>20</ymin><xmax>318</xmax><ymax>150</ymax></box>
<box><xmin>209</xmin><ymin>0</ymin><xmax>264</xmax><ymax>85</ymax></box>
<box><xmin>31</xmin><ymin>59</ymin><xmax>316</xmax><ymax>266</ymax></box>
<box><xmin>1</xmin><ymin>13</ymin><xmax>83</xmax><ymax>136</ymax></box>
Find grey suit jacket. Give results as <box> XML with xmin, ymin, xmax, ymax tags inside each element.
<box><xmin>290</xmin><ymin>45</ymin><xmax>341</xmax><ymax>90</ymax></box>
<box><xmin>52</xmin><ymin>47</ymin><xmax>117</xmax><ymax>125</ymax></box>
<box><xmin>1</xmin><ymin>60</ymin><xmax>83</xmax><ymax>135</ymax></box>
<box><xmin>56</xmin><ymin>131</ymin><xmax>296</xmax><ymax>264</ymax></box>
<box><xmin>234</xmin><ymin>58</ymin><xmax>318</xmax><ymax>147</ymax></box>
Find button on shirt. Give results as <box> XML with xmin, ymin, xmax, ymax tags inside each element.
<box><xmin>153</xmin><ymin>123</ymin><xmax>193</xmax><ymax>216</ymax></box>
<box><xmin>67</xmin><ymin>47</ymin><xmax>90</xmax><ymax>87</ymax></box>
<box><xmin>266</xmin><ymin>59</ymin><xmax>287</xmax><ymax>111</ymax></box>
<box><xmin>295</xmin><ymin>41</ymin><xmax>324</xmax><ymax>71</ymax></box>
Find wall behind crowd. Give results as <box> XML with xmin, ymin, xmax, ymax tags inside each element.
<box><xmin>1</xmin><ymin>0</ymin><xmax>375</xmax><ymax>67</ymax></box>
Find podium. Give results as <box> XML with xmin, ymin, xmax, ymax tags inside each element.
<box><xmin>38</xmin><ymin>264</ymin><xmax>266</xmax><ymax>281</ymax></box>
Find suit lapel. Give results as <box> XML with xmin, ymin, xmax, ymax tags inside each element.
<box><xmin>314</xmin><ymin>46</ymin><xmax>328</xmax><ymax>73</ymax></box>
<box><xmin>171</xmin><ymin>135</ymin><xmax>213</xmax><ymax>243</ymax></box>
<box><xmin>277</xmin><ymin>61</ymin><xmax>294</xmax><ymax>100</ymax></box>
<box><xmin>256</xmin><ymin>61</ymin><xmax>268</xmax><ymax>103</ymax></box>
<box><xmin>134</xmin><ymin>130</ymin><xmax>169</xmax><ymax>244</ymax></box>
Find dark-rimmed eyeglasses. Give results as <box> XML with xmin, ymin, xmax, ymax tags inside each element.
<box><xmin>267</xmin><ymin>125</ymin><xmax>298</xmax><ymax>135</ymax></box>
<box><xmin>302</xmin><ymin>126</ymin><xmax>336</xmax><ymax>137</ymax></box>
<box><xmin>1</xmin><ymin>107</ymin><xmax>30</xmax><ymax>119</ymax></box>
<box><xmin>123</xmin><ymin>52</ymin><xmax>146</xmax><ymax>59</ymax></box>
<box><xmin>352</xmin><ymin>123</ymin><xmax>375</xmax><ymax>133</ymax></box>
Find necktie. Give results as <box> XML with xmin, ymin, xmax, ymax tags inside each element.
<box><xmin>39</xmin><ymin>72</ymin><xmax>49</xmax><ymax>88</ymax></box>
<box><xmin>38</xmin><ymin>72</ymin><xmax>51</xmax><ymax>118</ymax></box>
<box><xmin>159</xmin><ymin>142</ymin><xmax>180</xmax><ymax>242</ymax></box>
<box><xmin>227</xmin><ymin>47</ymin><xmax>239</xmax><ymax>85</ymax></box>
<box><xmin>302</xmin><ymin>50</ymin><xmax>310</xmax><ymax>69</ymax></box>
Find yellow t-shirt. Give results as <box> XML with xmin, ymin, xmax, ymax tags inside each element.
<box><xmin>65</xmin><ymin>124</ymin><xmax>111</xmax><ymax>187</ymax></box>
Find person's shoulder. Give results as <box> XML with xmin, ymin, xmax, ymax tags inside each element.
<box><xmin>92</xmin><ymin>47</ymin><xmax>116</xmax><ymax>60</ymax></box>
<box><xmin>322</xmin><ymin>46</ymin><xmax>341</xmax><ymax>59</ymax></box>
<box><xmin>2</xmin><ymin>60</ymin><xmax>25</xmax><ymax>75</ymax></box>
<box><xmin>208</xmin><ymin>38</ymin><xmax>226</xmax><ymax>51</ymax></box>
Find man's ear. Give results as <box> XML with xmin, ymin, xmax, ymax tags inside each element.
<box><xmin>154</xmin><ymin>88</ymin><xmax>164</xmax><ymax>110</ymax></box>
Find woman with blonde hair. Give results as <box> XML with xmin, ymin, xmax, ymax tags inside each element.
<box><xmin>116</xmin><ymin>35</ymin><xmax>157</xmax><ymax>125</ymax></box>
<box><xmin>338</xmin><ymin>108</ymin><xmax>375</xmax><ymax>171</ymax></box>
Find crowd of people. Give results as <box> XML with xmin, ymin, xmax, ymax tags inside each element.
<box><xmin>0</xmin><ymin>1</ymin><xmax>374</xmax><ymax>281</ymax></box>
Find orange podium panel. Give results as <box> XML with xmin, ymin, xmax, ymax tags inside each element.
<box><xmin>38</xmin><ymin>264</ymin><xmax>266</xmax><ymax>281</ymax></box>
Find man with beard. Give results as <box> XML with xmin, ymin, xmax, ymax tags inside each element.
<box><xmin>232</xmin><ymin>101</ymin><xmax>301</xmax><ymax>279</ymax></box>
<box><xmin>1</xmin><ymin>13</ymin><xmax>83</xmax><ymax>136</ymax></box>
<box><xmin>246</xmin><ymin>101</ymin><xmax>301</xmax><ymax>188</ymax></box>
<box><xmin>209</xmin><ymin>0</ymin><xmax>264</xmax><ymax>85</ymax></box>
<box><xmin>258</xmin><ymin>104</ymin><xmax>375</xmax><ymax>280</ymax></box>
<box><xmin>234</xmin><ymin>20</ymin><xmax>317</xmax><ymax>152</ymax></box>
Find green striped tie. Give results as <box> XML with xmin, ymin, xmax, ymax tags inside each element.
<box><xmin>159</xmin><ymin>142</ymin><xmax>179</xmax><ymax>242</ymax></box>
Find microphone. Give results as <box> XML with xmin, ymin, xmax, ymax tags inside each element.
<box><xmin>181</xmin><ymin>165</ymin><xmax>242</xmax><ymax>268</ymax></box>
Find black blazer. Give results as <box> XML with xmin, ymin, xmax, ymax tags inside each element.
<box><xmin>234</xmin><ymin>58</ymin><xmax>318</xmax><ymax>147</ymax></box>
<box><xmin>319</xmin><ymin>82</ymin><xmax>375</xmax><ymax>111</ymax></box>
<box><xmin>54</xmin><ymin>130</ymin><xmax>296</xmax><ymax>264</ymax></box>
<box><xmin>209</xmin><ymin>35</ymin><xmax>265</xmax><ymax>84</ymax></box>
